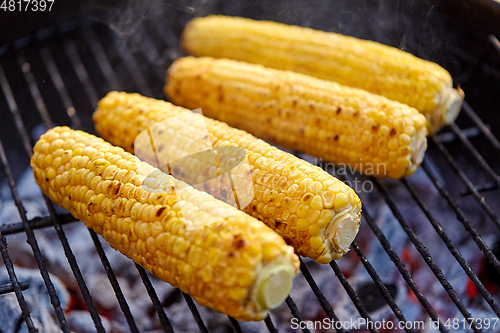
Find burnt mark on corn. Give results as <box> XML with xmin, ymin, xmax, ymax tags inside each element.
<box><xmin>228</xmin><ymin>251</ymin><xmax>235</xmax><ymax>258</ymax></box>
<box><xmin>45</xmin><ymin>178</ymin><xmax>49</xmax><ymax>182</ymax></box>
<box><xmin>267</xmin><ymin>118</ymin><xmax>272</xmax><ymax>124</ymax></box>
<box><xmin>113</xmin><ymin>183</ymin><xmax>122</xmax><ymax>196</ymax></box>
<box><xmin>301</xmin><ymin>193</ymin><xmax>313</xmax><ymax>202</ymax></box>
<box><xmin>353</xmin><ymin>111</ymin><xmax>360</xmax><ymax>117</ymax></box>
<box><xmin>233</xmin><ymin>235</ymin><xmax>246</xmax><ymax>249</ymax></box>
<box><xmin>337</xmin><ymin>107</ymin><xmax>342</xmax><ymax>115</ymax></box>
<box><xmin>275</xmin><ymin>221</ymin><xmax>282</xmax><ymax>228</ymax></box>
<box><xmin>283</xmin><ymin>236</ymin><xmax>293</xmax><ymax>245</ymax></box>
<box><xmin>372</xmin><ymin>124</ymin><xmax>380</xmax><ymax>131</ymax></box>
<box><xmin>277</xmin><ymin>108</ymin><xmax>282</xmax><ymax>116</ymax></box>
<box><xmin>292</xmin><ymin>100</ymin><xmax>298</xmax><ymax>107</ymax></box>
<box><xmin>219</xmin><ymin>94</ymin><xmax>224</xmax><ymax>102</ymax></box>
<box><xmin>390</xmin><ymin>128</ymin><xmax>397</xmax><ymax>137</ymax></box>
<box><xmin>334</xmin><ymin>135</ymin><xmax>339</xmax><ymax>141</ymax></box>
<box><xmin>156</xmin><ymin>207</ymin><xmax>166</xmax><ymax>217</ymax></box>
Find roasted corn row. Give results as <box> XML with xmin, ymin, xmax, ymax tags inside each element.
<box><xmin>180</xmin><ymin>15</ymin><xmax>464</xmax><ymax>134</ymax></box>
<box><xmin>93</xmin><ymin>92</ymin><xmax>362</xmax><ymax>264</ymax></box>
<box><xmin>165</xmin><ymin>57</ymin><xmax>428</xmax><ymax>179</ymax></box>
<box><xmin>31</xmin><ymin>126</ymin><xmax>300</xmax><ymax>321</ymax></box>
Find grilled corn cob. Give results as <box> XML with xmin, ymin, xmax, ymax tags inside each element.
<box><xmin>180</xmin><ymin>15</ymin><xmax>464</xmax><ymax>134</ymax></box>
<box><xmin>165</xmin><ymin>57</ymin><xmax>428</xmax><ymax>179</ymax></box>
<box><xmin>31</xmin><ymin>126</ymin><xmax>299</xmax><ymax>321</ymax></box>
<box><xmin>93</xmin><ymin>91</ymin><xmax>362</xmax><ymax>264</ymax></box>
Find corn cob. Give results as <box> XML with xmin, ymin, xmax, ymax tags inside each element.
<box><xmin>31</xmin><ymin>126</ymin><xmax>300</xmax><ymax>321</ymax></box>
<box><xmin>93</xmin><ymin>91</ymin><xmax>362</xmax><ymax>264</ymax></box>
<box><xmin>164</xmin><ymin>57</ymin><xmax>428</xmax><ymax>179</ymax></box>
<box><xmin>180</xmin><ymin>15</ymin><xmax>464</xmax><ymax>134</ymax></box>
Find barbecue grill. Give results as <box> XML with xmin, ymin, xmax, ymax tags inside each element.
<box><xmin>1</xmin><ymin>1</ymin><xmax>500</xmax><ymax>332</ymax></box>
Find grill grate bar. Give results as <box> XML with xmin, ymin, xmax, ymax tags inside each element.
<box><xmin>489</xmin><ymin>35</ymin><xmax>500</xmax><ymax>57</ymax></box>
<box><xmin>17</xmin><ymin>54</ymin><xmax>54</xmax><ymax>128</ymax></box>
<box><xmin>135</xmin><ymin>264</ymin><xmax>175</xmax><ymax>333</ymax></box>
<box><xmin>89</xmin><ymin>229</ymin><xmax>140</xmax><ymax>333</ymax></box>
<box><xmin>431</xmin><ymin>136</ymin><xmax>500</xmax><ymax>231</ymax></box>
<box><xmin>0</xmin><ymin>214</ymin><xmax>76</xmax><ymax>235</ymax></box>
<box><xmin>37</xmin><ymin>41</ymin><xmax>144</xmax><ymax>331</ymax></box>
<box><xmin>450</xmin><ymin>123</ymin><xmax>500</xmax><ymax>186</ymax></box>
<box><xmin>9</xmin><ymin>49</ymin><xmax>107</xmax><ymax>331</ymax></box>
<box><xmin>421</xmin><ymin>161</ymin><xmax>500</xmax><ymax>274</ymax></box>
<box><xmin>182</xmin><ymin>292</ymin><xmax>209</xmax><ymax>333</ymax></box>
<box><xmin>298</xmin><ymin>257</ymin><xmax>345</xmax><ymax>333</ymax></box>
<box><xmin>359</xmin><ymin>205</ymin><xmax>448</xmax><ymax>333</ymax></box>
<box><xmin>149</xmin><ymin>18</ymin><xmax>183</xmax><ymax>62</ymax></box>
<box><xmin>0</xmin><ymin>65</ymin><xmax>71</xmax><ymax>333</ymax></box>
<box><xmin>0</xmin><ymin>65</ymin><xmax>34</xmax><ymax>154</ymax></box>
<box><xmin>0</xmin><ymin>234</ymin><xmax>37</xmax><ymax>332</ymax></box>
<box><xmin>0</xmin><ymin>281</ymin><xmax>29</xmax><ymax>295</ymax></box>
<box><xmin>107</xmin><ymin>28</ymin><xmax>154</xmax><ymax>97</ymax></box>
<box><xmin>18</xmin><ymin>42</ymin><xmax>112</xmax><ymax>332</ymax></box>
<box><xmin>63</xmin><ymin>38</ymin><xmax>99</xmax><ymax>107</ymax></box>
<box><xmin>228</xmin><ymin>316</ymin><xmax>243</xmax><ymax>333</ymax></box>
<box><xmin>462</xmin><ymin>102</ymin><xmax>500</xmax><ymax>151</ymax></box>
<box><xmin>39</xmin><ymin>45</ymin><xmax>83</xmax><ymax>130</ymax></box>
<box><xmin>264</xmin><ymin>316</ymin><xmax>278</xmax><ymax>333</ymax></box>
<box><xmin>402</xmin><ymin>178</ymin><xmax>500</xmax><ymax>317</ymax></box>
<box><xmin>76</xmin><ymin>22</ymin><xmax>220</xmax><ymax>332</ymax></box>
<box><xmin>81</xmin><ymin>25</ymin><xmax>121</xmax><ymax>91</ymax></box>
<box><xmin>329</xmin><ymin>261</ymin><xmax>378</xmax><ymax>333</ymax></box>
<box><xmin>373</xmin><ymin>179</ymin><xmax>482</xmax><ymax>332</ymax></box>
<box><xmin>460</xmin><ymin>182</ymin><xmax>498</xmax><ymax>196</ymax></box>
<box><xmin>80</xmin><ymin>19</ymin><xmax>308</xmax><ymax>329</ymax></box>
<box><xmin>350</xmin><ymin>242</ymin><xmax>411</xmax><ymax>332</ymax></box>
<box><xmin>285</xmin><ymin>296</ymin><xmax>311</xmax><ymax>333</ymax></box>
<box><xmin>435</xmin><ymin>127</ymin><xmax>481</xmax><ymax>144</ymax></box>
<box><xmin>332</xmin><ymin>169</ymin><xmax>448</xmax><ymax>331</ymax></box>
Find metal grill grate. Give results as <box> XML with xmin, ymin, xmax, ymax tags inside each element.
<box><xmin>0</xmin><ymin>9</ymin><xmax>499</xmax><ymax>333</ymax></box>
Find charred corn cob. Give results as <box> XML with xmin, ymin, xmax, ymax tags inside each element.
<box><xmin>180</xmin><ymin>15</ymin><xmax>464</xmax><ymax>134</ymax></box>
<box><xmin>93</xmin><ymin>91</ymin><xmax>362</xmax><ymax>264</ymax></box>
<box><xmin>31</xmin><ymin>126</ymin><xmax>299</xmax><ymax>321</ymax></box>
<box><xmin>165</xmin><ymin>57</ymin><xmax>428</xmax><ymax>179</ymax></box>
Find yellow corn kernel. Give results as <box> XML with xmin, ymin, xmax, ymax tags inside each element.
<box><xmin>93</xmin><ymin>92</ymin><xmax>363</xmax><ymax>263</ymax></box>
<box><xmin>31</xmin><ymin>126</ymin><xmax>299</xmax><ymax>321</ymax></box>
<box><xmin>165</xmin><ymin>57</ymin><xmax>428</xmax><ymax>179</ymax></box>
<box><xmin>181</xmin><ymin>15</ymin><xmax>464</xmax><ymax>134</ymax></box>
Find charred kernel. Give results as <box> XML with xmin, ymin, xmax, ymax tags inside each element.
<box><xmin>94</xmin><ymin>91</ymin><xmax>364</xmax><ymax>267</ymax></box>
<box><xmin>300</xmin><ymin>193</ymin><xmax>313</xmax><ymax>204</ymax></box>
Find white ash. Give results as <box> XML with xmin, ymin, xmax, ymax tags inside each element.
<box><xmin>0</xmin><ymin>267</ymin><xmax>69</xmax><ymax>333</ymax></box>
<box><xmin>67</xmin><ymin>310</ymin><xmax>112</xmax><ymax>333</ymax></box>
